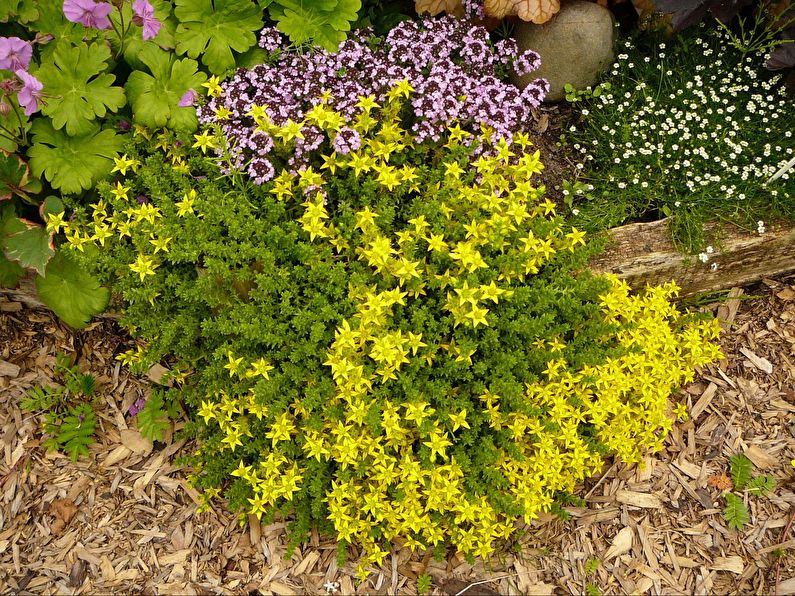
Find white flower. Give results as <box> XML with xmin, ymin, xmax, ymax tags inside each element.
<box><xmin>711</xmin><ymin>262</ymin><xmax>719</xmax><ymax>271</ymax></box>
<box><xmin>324</xmin><ymin>581</ymin><xmax>340</xmax><ymax>594</ymax></box>
<box><xmin>698</xmin><ymin>252</ymin><xmax>709</xmax><ymax>263</ymax></box>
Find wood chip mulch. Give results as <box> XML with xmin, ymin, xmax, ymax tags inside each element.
<box><xmin>1</xmin><ymin>277</ymin><xmax>794</xmax><ymax>596</ymax></box>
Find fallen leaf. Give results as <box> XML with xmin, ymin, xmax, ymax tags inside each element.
<box><xmin>50</xmin><ymin>498</ymin><xmax>78</xmax><ymax>535</ymax></box>
<box><xmin>707</xmin><ymin>474</ymin><xmax>733</xmax><ymax>490</ymax></box>
<box><xmin>414</xmin><ymin>0</ymin><xmax>464</xmax><ymax>16</ymax></box>
<box><xmin>484</xmin><ymin>0</ymin><xmax>561</xmax><ymax>22</ymax></box>
<box><xmin>534</xmin><ymin>113</ymin><xmax>549</xmax><ymax>133</ymax></box>
<box><xmin>120</xmin><ymin>428</ymin><xmax>153</xmax><ymax>455</ymax></box>
<box><xmin>776</xmin><ymin>287</ymin><xmax>795</xmax><ymax>301</ymax></box>
<box><xmin>604</xmin><ymin>526</ymin><xmax>634</xmax><ymax>560</ymax></box>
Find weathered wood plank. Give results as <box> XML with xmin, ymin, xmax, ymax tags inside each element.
<box><xmin>589</xmin><ymin>218</ymin><xmax>795</xmax><ymax>297</ymax></box>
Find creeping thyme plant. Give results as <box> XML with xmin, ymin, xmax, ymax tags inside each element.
<box><xmin>57</xmin><ymin>69</ymin><xmax>722</xmax><ymax>576</ymax></box>
<box><xmin>564</xmin><ymin>21</ymin><xmax>795</xmax><ymax>252</ymax></box>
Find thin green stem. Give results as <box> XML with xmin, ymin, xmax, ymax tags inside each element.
<box><xmin>9</xmin><ymin>101</ymin><xmax>27</xmax><ymax>144</ymax></box>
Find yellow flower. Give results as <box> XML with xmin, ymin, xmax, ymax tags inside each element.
<box><xmin>192</xmin><ymin>130</ymin><xmax>216</xmax><ymax>153</ymax></box>
<box><xmin>129</xmin><ymin>253</ymin><xmax>158</xmax><ymax>281</ymax></box>
<box><xmin>202</xmin><ymin>75</ymin><xmax>223</xmax><ymax>97</ymax></box>
<box><xmin>223</xmin><ymin>351</ymin><xmax>244</xmax><ymax>377</ymax></box>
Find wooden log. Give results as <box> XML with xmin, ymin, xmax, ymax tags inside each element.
<box><xmin>589</xmin><ymin>218</ymin><xmax>795</xmax><ymax>297</ymax></box>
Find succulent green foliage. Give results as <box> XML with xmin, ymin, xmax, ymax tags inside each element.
<box><xmin>417</xmin><ymin>573</ymin><xmax>432</xmax><ymax>596</ymax></box>
<box><xmin>0</xmin><ymin>151</ymin><xmax>41</xmax><ymax>202</ymax></box>
<box><xmin>729</xmin><ymin>453</ymin><xmax>753</xmax><ymax>491</ymax></box>
<box><xmin>269</xmin><ymin>0</ymin><xmax>361</xmax><ymax>51</ymax></box>
<box><xmin>35</xmin><ymin>249</ymin><xmax>110</xmax><ymax>329</ymax></box>
<box><xmin>44</xmin><ymin>404</ymin><xmax>96</xmax><ymax>461</ymax></box>
<box><xmin>35</xmin><ymin>42</ymin><xmax>126</xmax><ymax>136</ymax></box>
<box><xmin>22</xmin><ymin>353</ymin><xmax>98</xmax><ymax>461</ymax></box>
<box><xmin>137</xmin><ymin>390</ymin><xmax>170</xmax><ymax>441</ymax></box>
<box><xmin>28</xmin><ymin>119</ymin><xmax>124</xmax><ymax>194</ymax></box>
<box><xmin>3</xmin><ymin>219</ymin><xmax>53</xmax><ymax>276</ymax></box>
<box><xmin>722</xmin><ymin>492</ymin><xmax>750</xmax><ymax>530</ymax></box>
<box><xmin>747</xmin><ymin>474</ymin><xmax>776</xmax><ymax>496</ymax></box>
<box><xmin>125</xmin><ymin>45</ymin><xmax>207</xmax><ymax>132</ymax></box>
<box><xmin>0</xmin><ymin>0</ymin><xmax>39</xmax><ymax>22</ymax></box>
<box><xmin>174</xmin><ymin>0</ymin><xmax>262</xmax><ymax>74</ymax></box>
<box><xmin>585</xmin><ymin>557</ymin><xmax>601</xmax><ymax>574</ymax></box>
<box><xmin>585</xmin><ymin>582</ymin><xmax>602</xmax><ymax>596</ymax></box>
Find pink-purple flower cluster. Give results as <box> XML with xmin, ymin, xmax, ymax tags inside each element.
<box><xmin>0</xmin><ymin>36</ymin><xmax>42</xmax><ymax>116</ymax></box>
<box><xmin>62</xmin><ymin>0</ymin><xmax>161</xmax><ymax>40</ymax></box>
<box><xmin>199</xmin><ymin>17</ymin><xmax>547</xmax><ymax>182</ymax></box>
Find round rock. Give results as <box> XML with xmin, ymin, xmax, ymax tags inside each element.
<box><xmin>512</xmin><ymin>0</ymin><xmax>616</xmax><ymax>102</ymax></box>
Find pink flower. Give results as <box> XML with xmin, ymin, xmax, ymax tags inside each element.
<box><xmin>0</xmin><ymin>37</ymin><xmax>33</xmax><ymax>72</ymax></box>
<box><xmin>15</xmin><ymin>69</ymin><xmax>43</xmax><ymax>116</ymax></box>
<box><xmin>178</xmin><ymin>88</ymin><xmax>198</xmax><ymax>107</ymax></box>
<box><xmin>132</xmin><ymin>0</ymin><xmax>161</xmax><ymax>41</ymax></box>
<box><xmin>63</xmin><ymin>0</ymin><xmax>113</xmax><ymax>30</ymax></box>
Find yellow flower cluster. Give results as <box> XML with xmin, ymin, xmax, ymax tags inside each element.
<box><xmin>182</xmin><ymin>86</ymin><xmax>722</xmax><ymax>578</ymax></box>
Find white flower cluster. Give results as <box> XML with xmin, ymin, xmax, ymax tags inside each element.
<box><xmin>570</xmin><ymin>24</ymin><xmax>794</xmax><ymax>249</ymax></box>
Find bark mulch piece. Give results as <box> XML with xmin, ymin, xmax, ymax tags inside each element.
<box><xmin>1</xmin><ymin>277</ymin><xmax>794</xmax><ymax>595</ymax></box>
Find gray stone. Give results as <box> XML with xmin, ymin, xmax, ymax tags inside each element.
<box><xmin>512</xmin><ymin>0</ymin><xmax>616</xmax><ymax>102</ymax></box>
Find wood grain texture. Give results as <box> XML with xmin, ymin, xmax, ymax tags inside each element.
<box><xmin>589</xmin><ymin>218</ymin><xmax>795</xmax><ymax>297</ymax></box>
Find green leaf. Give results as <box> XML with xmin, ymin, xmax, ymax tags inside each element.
<box><xmin>125</xmin><ymin>44</ymin><xmax>208</xmax><ymax>132</ymax></box>
<box><xmin>137</xmin><ymin>390</ymin><xmax>170</xmax><ymax>441</ymax></box>
<box><xmin>722</xmin><ymin>493</ymin><xmax>750</xmax><ymax>530</ymax></box>
<box><xmin>0</xmin><ymin>0</ymin><xmax>38</xmax><ymax>22</ymax></box>
<box><xmin>729</xmin><ymin>453</ymin><xmax>753</xmax><ymax>491</ymax></box>
<box><xmin>0</xmin><ymin>151</ymin><xmax>41</xmax><ymax>202</ymax></box>
<box><xmin>35</xmin><ymin>249</ymin><xmax>110</xmax><ymax>328</ymax></box>
<box><xmin>4</xmin><ymin>220</ymin><xmax>54</xmax><ymax>276</ymax></box>
<box><xmin>29</xmin><ymin>1</ymin><xmax>98</xmax><ymax>61</ymax></box>
<box><xmin>270</xmin><ymin>0</ymin><xmax>360</xmax><ymax>51</ymax></box>
<box><xmin>0</xmin><ymin>253</ymin><xmax>24</xmax><ymax>287</ymax></box>
<box><xmin>35</xmin><ymin>41</ymin><xmax>126</xmax><ymax>136</ymax></box>
<box><xmin>49</xmin><ymin>404</ymin><xmax>95</xmax><ymax>461</ymax></box>
<box><xmin>28</xmin><ymin>119</ymin><xmax>124</xmax><ymax>194</ymax></box>
<box><xmin>174</xmin><ymin>0</ymin><xmax>262</xmax><ymax>74</ymax></box>
<box><xmin>111</xmin><ymin>0</ymin><xmax>178</xmax><ymax>67</ymax></box>
<box><xmin>747</xmin><ymin>474</ymin><xmax>776</xmax><ymax>496</ymax></box>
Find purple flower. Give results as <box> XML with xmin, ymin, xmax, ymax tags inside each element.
<box><xmin>0</xmin><ymin>37</ymin><xmax>33</xmax><ymax>72</ymax></box>
<box><xmin>63</xmin><ymin>0</ymin><xmax>113</xmax><ymax>30</ymax></box>
<box><xmin>15</xmin><ymin>69</ymin><xmax>43</xmax><ymax>116</ymax></box>
<box><xmin>258</xmin><ymin>27</ymin><xmax>283</xmax><ymax>52</ymax></box>
<box><xmin>513</xmin><ymin>50</ymin><xmax>542</xmax><ymax>77</ymax></box>
<box><xmin>128</xmin><ymin>397</ymin><xmax>146</xmax><ymax>416</ymax></box>
<box><xmin>132</xmin><ymin>0</ymin><xmax>161</xmax><ymax>41</ymax></box>
<box><xmin>332</xmin><ymin>127</ymin><xmax>361</xmax><ymax>154</ymax></box>
<box><xmin>179</xmin><ymin>88</ymin><xmax>198</xmax><ymax>107</ymax></box>
<box><xmin>136</xmin><ymin>194</ymin><xmax>148</xmax><ymax>204</ymax></box>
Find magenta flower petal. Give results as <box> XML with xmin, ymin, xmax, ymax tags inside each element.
<box><xmin>0</xmin><ymin>37</ymin><xmax>33</xmax><ymax>72</ymax></box>
<box><xmin>132</xmin><ymin>0</ymin><xmax>162</xmax><ymax>41</ymax></box>
<box><xmin>15</xmin><ymin>69</ymin><xmax>43</xmax><ymax>116</ymax></box>
<box><xmin>178</xmin><ymin>88</ymin><xmax>198</xmax><ymax>107</ymax></box>
<box><xmin>63</xmin><ymin>0</ymin><xmax>113</xmax><ymax>30</ymax></box>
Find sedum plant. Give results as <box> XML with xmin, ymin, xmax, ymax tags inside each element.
<box><xmin>59</xmin><ymin>83</ymin><xmax>721</xmax><ymax>578</ymax></box>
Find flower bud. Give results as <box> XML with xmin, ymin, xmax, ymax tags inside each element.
<box><xmin>0</xmin><ymin>99</ymin><xmax>10</xmax><ymax>118</ymax></box>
